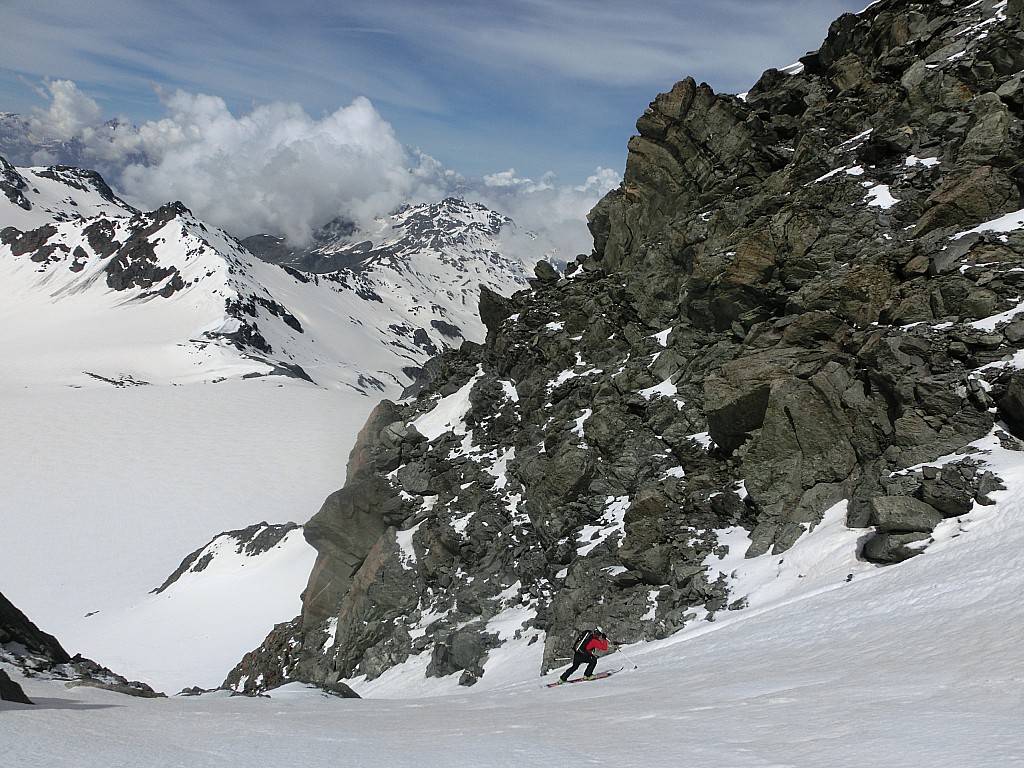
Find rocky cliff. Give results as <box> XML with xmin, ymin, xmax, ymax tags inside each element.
<box><xmin>228</xmin><ymin>0</ymin><xmax>1024</xmax><ymax>692</ymax></box>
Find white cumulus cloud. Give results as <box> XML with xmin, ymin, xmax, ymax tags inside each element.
<box><xmin>22</xmin><ymin>80</ymin><xmax>618</xmax><ymax>256</ymax></box>
<box><xmin>28</xmin><ymin>79</ymin><xmax>103</xmax><ymax>141</ymax></box>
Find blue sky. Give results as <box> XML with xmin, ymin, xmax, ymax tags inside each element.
<box><xmin>3</xmin><ymin>0</ymin><xmax>868</xmax><ymax>179</ymax></box>
<box><xmin>0</xmin><ymin>0</ymin><xmax>869</xmax><ymax>251</ymax></box>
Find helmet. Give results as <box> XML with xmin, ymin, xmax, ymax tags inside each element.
<box><xmin>595</xmin><ymin>625</ymin><xmax>603</xmax><ymax>634</ymax></box>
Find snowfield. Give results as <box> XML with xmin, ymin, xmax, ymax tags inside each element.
<box><xmin>0</xmin><ymin>379</ymin><xmax>372</xmax><ymax>691</ymax></box>
<box><xmin>4</xmin><ymin>427</ymin><xmax>1024</xmax><ymax>766</ymax></box>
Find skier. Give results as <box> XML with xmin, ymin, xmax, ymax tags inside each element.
<box><xmin>558</xmin><ymin>626</ymin><xmax>609</xmax><ymax>683</ymax></box>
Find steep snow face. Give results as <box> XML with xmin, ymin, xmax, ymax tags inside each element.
<box><xmin>0</xmin><ymin>157</ymin><xmax>136</xmax><ymax>230</ymax></box>
<box><xmin>0</xmin><ymin>197</ymin><xmax>296</xmax><ymax>387</ymax></box>
<box><xmin>71</xmin><ymin>523</ymin><xmax>317</xmax><ymax>694</ymax></box>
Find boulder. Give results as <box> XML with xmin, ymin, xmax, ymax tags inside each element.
<box><xmin>862</xmin><ymin>531</ymin><xmax>931</xmax><ymax>563</ymax></box>
<box><xmin>919</xmin><ymin>464</ymin><xmax>977</xmax><ymax>518</ymax></box>
<box><xmin>427</xmin><ymin>627</ymin><xmax>498</xmax><ymax>680</ymax></box>
<box><xmin>479</xmin><ymin>285</ymin><xmax>517</xmax><ymax>337</ymax></box>
<box><xmin>322</xmin><ymin>681</ymin><xmax>361</xmax><ymax>698</ymax></box>
<box><xmin>868</xmin><ymin>496</ymin><xmax>943</xmax><ymax>533</ymax></box>
<box><xmin>532</xmin><ymin>260</ymin><xmax>560</xmax><ymax>285</ymax></box>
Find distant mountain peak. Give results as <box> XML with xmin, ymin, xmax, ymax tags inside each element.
<box><xmin>243</xmin><ymin>196</ymin><xmax>534</xmax><ymax>276</ymax></box>
<box><xmin>0</xmin><ymin>155</ymin><xmax>534</xmax><ymax>394</ymax></box>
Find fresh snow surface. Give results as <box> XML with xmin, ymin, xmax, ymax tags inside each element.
<box><xmin>0</xmin><ymin>379</ymin><xmax>373</xmax><ymax>692</ymax></box>
<box><xmin>5</xmin><ymin>425</ymin><xmax>1024</xmax><ymax>765</ymax></box>
<box><xmin>865</xmin><ymin>183</ymin><xmax>899</xmax><ymax>209</ymax></box>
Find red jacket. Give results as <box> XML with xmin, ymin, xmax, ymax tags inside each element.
<box><xmin>585</xmin><ymin>635</ymin><xmax>609</xmax><ymax>655</ymax></box>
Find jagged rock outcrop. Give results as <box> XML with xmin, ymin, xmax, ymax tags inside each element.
<box><xmin>230</xmin><ymin>0</ymin><xmax>1024</xmax><ymax>691</ymax></box>
<box><xmin>0</xmin><ymin>590</ymin><xmax>71</xmax><ymax>667</ymax></box>
<box><xmin>0</xmin><ymin>669</ymin><xmax>33</xmax><ymax>704</ymax></box>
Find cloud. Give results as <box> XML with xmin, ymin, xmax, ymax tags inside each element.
<box><xmin>28</xmin><ymin>79</ymin><xmax>103</xmax><ymax>141</ymax></box>
<box><xmin>2</xmin><ymin>0</ymin><xmax>867</xmax><ymax>207</ymax></box>
<box><xmin>21</xmin><ymin>80</ymin><xmax>616</xmax><ymax>257</ymax></box>
<box><xmin>473</xmin><ymin>166</ymin><xmax>620</xmax><ymax>263</ymax></box>
<box><xmin>117</xmin><ymin>90</ymin><xmax>414</xmax><ymax>245</ymax></box>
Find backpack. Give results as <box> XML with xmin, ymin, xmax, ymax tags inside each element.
<box><xmin>573</xmin><ymin>629</ymin><xmax>595</xmax><ymax>654</ymax></box>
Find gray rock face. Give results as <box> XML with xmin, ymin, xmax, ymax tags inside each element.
<box><xmin>230</xmin><ymin>0</ymin><xmax>1024</xmax><ymax>691</ymax></box>
<box><xmin>301</xmin><ymin>400</ymin><xmax>409</xmax><ymax>628</ymax></box>
<box><xmin>0</xmin><ymin>590</ymin><xmax>70</xmax><ymax>665</ymax></box>
<box><xmin>0</xmin><ymin>669</ymin><xmax>32</xmax><ymax>704</ymax></box>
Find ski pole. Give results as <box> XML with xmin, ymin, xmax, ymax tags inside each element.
<box><xmin>614</xmin><ymin>645</ymin><xmax>639</xmax><ymax>669</ymax></box>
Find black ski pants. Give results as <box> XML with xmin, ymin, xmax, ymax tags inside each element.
<box><xmin>560</xmin><ymin>650</ymin><xmax>598</xmax><ymax>681</ymax></box>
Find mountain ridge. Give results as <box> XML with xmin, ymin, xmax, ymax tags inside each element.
<box><xmin>0</xmin><ymin>160</ymin><xmax>534</xmax><ymax>394</ymax></box>
<box><xmin>225</xmin><ymin>0</ymin><xmax>1024</xmax><ymax>694</ymax></box>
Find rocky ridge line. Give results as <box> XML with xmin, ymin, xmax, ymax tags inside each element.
<box><xmin>227</xmin><ymin>0</ymin><xmax>1024</xmax><ymax>692</ymax></box>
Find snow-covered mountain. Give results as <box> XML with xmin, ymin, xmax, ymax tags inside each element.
<box><xmin>243</xmin><ymin>197</ymin><xmax>533</xmax><ymax>276</ymax></box>
<box><xmin>0</xmin><ymin>156</ymin><xmax>536</xmax><ymax>692</ymax></box>
<box><xmin>0</xmin><ymin>158</ymin><xmax>534</xmax><ymax>394</ymax></box>
<box><xmin>5</xmin><ymin>2</ymin><xmax>1024</xmax><ymax>765</ymax></box>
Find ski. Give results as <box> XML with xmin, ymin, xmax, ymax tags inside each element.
<box><xmin>544</xmin><ymin>667</ymin><xmax>623</xmax><ymax>688</ymax></box>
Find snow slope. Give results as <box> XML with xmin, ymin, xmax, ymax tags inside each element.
<box><xmin>0</xmin><ymin>160</ymin><xmax>534</xmax><ymax>692</ymax></box>
<box><xmin>4</xmin><ymin>426</ymin><xmax>1022</xmax><ymax>765</ymax></box>
<box><xmin>0</xmin><ymin>380</ymin><xmax>370</xmax><ymax>692</ymax></box>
